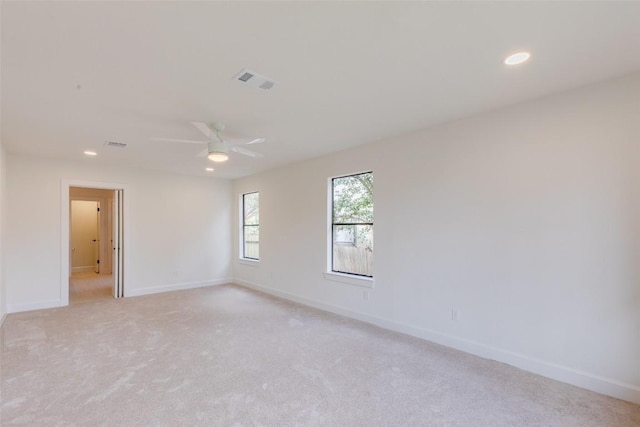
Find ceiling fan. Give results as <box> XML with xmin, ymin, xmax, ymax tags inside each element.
<box><xmin>152</xmin><ymin>122</ymin><xmax>265</xmax><ymax>162</ymax></box>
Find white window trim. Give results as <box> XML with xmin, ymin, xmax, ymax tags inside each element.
<box><xmin>326</xmin><ymin>170</ymin><xmax>373</xmax><ymax>281</ymax></box>
<box><xmin>323</xmin><ymin>271</ymin><xmax>374</xmax><ymax>288</ymax></box>
<box><xmin>239</xmin><ymin>191</ymin><xmax>259</xmax><ymax>261</ymax></box>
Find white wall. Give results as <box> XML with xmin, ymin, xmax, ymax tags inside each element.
<box><xmin>0</xmin><ymin>141</ymin><xmax>6</xmax><ymax>322</ymax></box>
<box><xmin>233</xmin><ymin>72</ymin><xmax>640</xmax><ymax>403</ymax></box>
<box><xmin>5</xmin><ymin>155</ymin><xmax>232</xmax><ymax>310</ymax></box>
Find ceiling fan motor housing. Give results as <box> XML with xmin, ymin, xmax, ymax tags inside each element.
<box><xmin>208</xmin><ymin>141</ymin><xmax>228</xmax><ymax>154</ymax></box>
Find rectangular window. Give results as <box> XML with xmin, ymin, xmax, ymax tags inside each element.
<box><xmin>242</xmin><ymin>192</ymin><xmax>259</xmax><ymax>260</ymax></box>
<box><xmin>331</xmin><ymin>172</ymin><xmax>373</xmax><ymax>277</ymax></box>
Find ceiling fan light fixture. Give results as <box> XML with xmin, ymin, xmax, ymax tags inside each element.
<box><xmin>208</xmin><ymin>152</ymin><xmax>229</xmax><ymax>162</ymax></box>
<box><xmin>207</xmin><ymin>141</ymin><xmax>229</xmax><ymax>162</ymax></box>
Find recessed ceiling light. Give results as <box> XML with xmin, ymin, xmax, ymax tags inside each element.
<box><xmin>504</xmin><ymin>52</ymin><xmax>530</xmax><ymax>66</ymax></box>
<box><xmin>205</xmin><ymin>167</ymin><xmax>214</xmax><ymax>172</ymax></box>
<box><xmin>84</xmin><ymin>151</ymin><xmax>97</xmax><ymax>156</ymax></box>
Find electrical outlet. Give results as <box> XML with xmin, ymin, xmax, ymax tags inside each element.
<box><xmin>363</xmin><ymin>291</ymin><xmax>370</xmax><ymax>301</ymax></box>
<box><xmin>451</xmin><ymin>309</ymin><xmax>460</xmax><ymax>321</ymax></box>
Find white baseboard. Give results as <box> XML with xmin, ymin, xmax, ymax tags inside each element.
<box><xmin>6</xmin><ymin>299</ymin><xmax>63</xmax><ymax>314</ymax></box>
<box><xmin>125</xmin><ymin>278</ymin><xmax>231</xmax><ymax>298</ymax></box>
<box><xmin>234</xmin><ymin>279</ymin><xmax>640</xmax><ymax>405</ymax></box>
<box><xmin>4</xmin><ymin>279</ymin><xmax>232</xmax><ymax>314</ymax></box>
<box><xmin>72</xmin><ymin>266</ymin><xmax>95</xmax><ymax>273</ymax></box>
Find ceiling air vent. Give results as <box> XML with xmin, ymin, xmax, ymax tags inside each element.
<box><xmin>233</xmin><ymin>68</ymin><xmax>276</xmax><ymax>91</ymax></box>
<box><xmin>104</xmin><ymin>141</ymin><xmax>127</xmax><ymax>149</ymax></box>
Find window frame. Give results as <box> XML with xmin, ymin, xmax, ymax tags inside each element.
<box><xmin>328</xmin><ymin>171</ymin><xmax>373</xmax><ymax>279</ymax></box>
<box><xmin>241</xmin><ymin>191</ymin><xmax>259</xmax><ymax>261</ymax></box>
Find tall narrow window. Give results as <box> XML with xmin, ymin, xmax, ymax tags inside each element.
<box><xmin>331</xmin><ymin>172</ymin><xmax>373</xmax><ymax>277</ymax></box>
<box><xmin>242</xmin><ymin>192</ymin><xmax>259</xmax><ymax>260</ymax></box>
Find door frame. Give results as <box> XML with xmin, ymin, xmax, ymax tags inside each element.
<box><xmin>61</xmin><ymin>179</ymin><xmax>130</xmax><ymax>306</ymax></box>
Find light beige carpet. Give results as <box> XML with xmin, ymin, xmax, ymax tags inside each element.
<box><xmin>1</xmin><ymin>284</ymin><xmax>638</xmax><ymax>426</ymax></box>
<box><xmin>69</xmin><ymin>271</ymin><xmax>113</xmax><ymax>305</ymax></box>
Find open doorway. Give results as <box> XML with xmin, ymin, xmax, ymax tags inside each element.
<box><xmin>69</xmin><ymin>191</ymin><xmax>113</xmax><ymax>304</ymax></box>
<box><xmin>70</xmin><ymin>200</ymin><xmax>101</xmax><ymax>275</ymax></box>
<box><xmin>61</xmin><ymin>180</ymin><xmax>127</xmax><ymax>306</ymax></box>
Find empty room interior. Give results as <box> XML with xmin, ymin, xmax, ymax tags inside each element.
<box><xmin>1</xmin><ymin>1</ymin><xmax>639</xmax><ymax>425</ymax></box>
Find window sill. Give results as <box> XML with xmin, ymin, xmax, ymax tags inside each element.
<box><xmin>323</xmin><ymin>272</ymin><xmax>374</xmax><ymax>288</ymax></box>
<box><xmin>238</xmin><ymin>258</ymin><xmax>259</xmax><ymax>266</ymax></box>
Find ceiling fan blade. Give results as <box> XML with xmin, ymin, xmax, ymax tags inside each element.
<box><xmin>195</xmin><ymin>148</ymin><xmax>208</xmax><ymax>158</ymax></box>
<box><xmin>151</xmin><ymin>137</ymin><xmax>206</xmax><ymax>144</ymax></box>
<box><xmin>226</xmin><ymin>137</ymin><xmax>266</xmax><ymax>145</ymax></box>
<box><xmin>230</xmin><ymin>146</ymin><xmax>263</xmax><ymax>158</ymax></box>
<box><xmin>191</xmin><ymin>122</ymin><xmax>214</xmax><ymax>139</ymax></box>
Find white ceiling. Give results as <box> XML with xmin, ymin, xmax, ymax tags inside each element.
<box><xmin>2</xmin><ymin>1</ymin><xmax>640</xmax><ymax>180</ymax></box>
